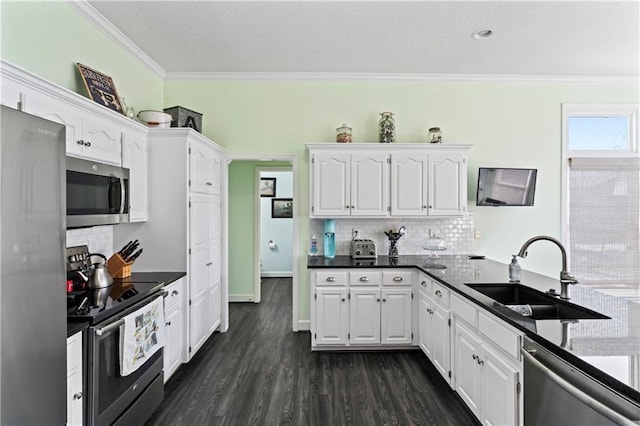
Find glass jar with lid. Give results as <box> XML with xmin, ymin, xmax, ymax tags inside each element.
<box><xmin>379</xmin><ymin>112</ymin><xmax>395</xmax><ymax>143</ymax></box>
<box><xmin>336</xmin><ymin>123</ymin><xmax>352</xmax><ymax>143</ymax></box>
<box><xmin>428</xmin><ymin>127</ymin><xmax>442</xmax><ymax>143</ymax></box>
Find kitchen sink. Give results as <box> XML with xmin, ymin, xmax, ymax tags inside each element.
<box><xmin>465</xmin><ymin>283</ymin><xmax>610</xmax><ymax>320</ymax></box>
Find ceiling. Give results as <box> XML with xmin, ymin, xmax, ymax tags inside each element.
<box><xmin>85</xmin><ymin>1</ymin><xmax>640</xmax><ymax>79</ymax></box>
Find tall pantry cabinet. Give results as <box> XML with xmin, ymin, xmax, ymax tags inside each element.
<box><xmin>115</xmin><ymin>128</ymin><xmax>225</xmax><ymax>362</ymax></box>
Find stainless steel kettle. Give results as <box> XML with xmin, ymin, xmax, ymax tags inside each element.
<box><xmin>86</xmin><ymin>253</ymin><xmax>114</xmax><ymax>289</ymax></box>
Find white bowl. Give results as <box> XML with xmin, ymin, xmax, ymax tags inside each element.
<box><xmin>137</xmin><ymin>110</ymin><xmax>172</xmax><ymax>126</ymax></box>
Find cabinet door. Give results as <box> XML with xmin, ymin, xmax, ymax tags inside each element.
<box><xmin>453</xmin><ymin>321</ymin><xmax>482</xmax><ymax>417</ymax></box>
<box><xmin>428</xmin><ymin>152</ymin><xmax>466</xmax><ymax>216</ymax></box>
<box><xmin>311</xmin><ymin>153</ymin><xmax>350</xmax><ymax>217</ymax></box>
<box><xmin>349</xmin><ymin>288</ymin><xmax>381</xmax><ymax>345</ymax></box>
<box><xmin>163</xmin><ymin>302</ymin><xmax>183</xmax><ymax>382</ymax></box>
<box><xmin>381</xmin><ymin>287</ymin><xmax>412</xmax><ymax>345</ymax></box>
<box><xmin>189</xmin><ymin>195</ymin><xmax>210</xmax><ymax>355</ymax></box>
<box><xmin>207</xmin><ymin>240</ymin><xmax>221</xmax><ymax>334</ymax></box>
<box><xmin>25</xmin><ymin>90</ymin><xmax>83</xmax><ymax>157</ymax></box>
<box><xmin>122</xmin><ymin>131</ymin><xmax>148</xmax><ymax>222</ymax></box>
<box><xmin>66</xmin><ymin>333</ymin><xmax>83</xmax><ymax>426</ymax></box>
<box><xmin>419</xmin><ymin>294</ymin><xmax>433</xmax><ymax>358</ymax></box>
<box><xmin>81</xmin><ymin>116</ymin><xmax>122</xmax><ymax>165</ymax></box>
<box><xmin>431</xmin><ymin>300</ymin><xmax>451</xmax><ymax>381</ymax></box>
<box><xmin>315</xmin><ymin>287</ymin><xmax>348</xmax><ymax>345</ymax></box>
<box><xmin>189</xmin><ymin>139</ymin><xmax>210</xmax><ymax>194</ymax></box>
<box><xmin>351</xmin><ymin>153</ymin><xmax>389</xmax><ymax>216</ymax></box>
<box><xmin>481</xmin><ymin>343</ymin><xmax>519</xmax><ymax>426</ymax></box>
<box><xmin>390</xmin><ymin>153</ymin><xmax>428</xmax><ymax>216</ymax></box>
<box><xmin>207</xmin><ymin>152</ymin><xmax>222</xmax><ymax>195</ymax></box>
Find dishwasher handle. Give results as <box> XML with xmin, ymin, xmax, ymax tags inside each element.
<box><xmin>520</xmin><ymin>347</ymin><xmax>637</xmax><ymax>426</ymax></box>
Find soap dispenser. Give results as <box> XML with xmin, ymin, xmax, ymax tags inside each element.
<box><xmin>509</xmin><ymin>255</ymin><xmax>521</xmax><ymax>283</ymax></box>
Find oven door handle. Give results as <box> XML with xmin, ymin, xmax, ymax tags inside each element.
<box><xmin>95</xmin><ymin>292</ymin><xmax>167</xmax><ymax>336</ymax></box>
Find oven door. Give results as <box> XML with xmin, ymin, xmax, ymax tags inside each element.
<box><xmin>66</xmin><ymin>157</ymin><xmax>129</xmax><ymax>228</ymax></box>
<box><xmin>87</xmin><ymin>297</ymin><xmax>164</xmax><ymax>426</ymax></box>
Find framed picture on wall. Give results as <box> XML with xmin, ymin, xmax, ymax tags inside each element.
<box><xmin>260</xmin><ymin>177</ymin><xmax>276</xmax><ymax>197</ymax></box>
<box><xmin>272</xmin><ymin>198</ymin><xmax>293</xmax><ymax>218</ymax></box>
<box><xmin>76</xmin><ymin>63</ymin><xmax>125</xmax><ymax>115</ymax></box>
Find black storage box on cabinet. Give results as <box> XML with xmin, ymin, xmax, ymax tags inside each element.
<box><xmin>163</xmin><ymin>106</ymin><xmax>203</xmax><ymax>133</ymax></box>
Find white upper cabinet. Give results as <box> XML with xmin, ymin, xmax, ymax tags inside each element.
<box><xmin>308</xmin><ymin>144</ymin><xmax>470</xmax><ymax>218</ymax></box>
<box><xmin>311</xmin><ymin>152</ymin><xmax>351</xmax><ymax>216</ymax></box>
<box><xmin>122</xmin><ymin>129</ymin><xmax>148</xmax><ymax>222</ymax></box>
<box><xmin>190</xmin><ymin>138</ymin><xmax>221</xmax><ymax>195</ymax></box>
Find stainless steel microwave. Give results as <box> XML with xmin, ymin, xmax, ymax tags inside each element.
<box><xmin>66</xmin><ymin>157</ymin><xmax>129</xmax><ymax>228</ymax></box>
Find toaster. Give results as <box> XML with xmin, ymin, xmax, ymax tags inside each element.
<box><xmin>351</xmin><ymin>239</ymin><xmax>377</xmax><ymax>259</ymax></box>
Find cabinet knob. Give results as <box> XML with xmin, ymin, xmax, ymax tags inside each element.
<box><xmin>166</xmin><ymin>321</ymin><xmax>172</xmax><ymax>326</ymax></box>
<box><xmin>423</xmin><ymin>205</ymin><xmax>427</xmax><ymax>209</ymax></box>
<box><xmin>76</xmin><ymin>139</ymin><xmax>84</xmax><ymax>145</ymax></box>
<box><xmin>85</xmin><ymin>141</ymin><xmax>91</xmax><ymax>147</ymax></box>
<box><xmin>326</xmin><ymin>276</ymin><xmax>336</xmax><ymax>282</ymax></box>
<box><xmin>359</xmin><ymin>276</ymin><xmax>369</xmax><ymax>282</ymax></box>
<box><xmin>341</xmin><ymin>298</ymin><xmax>346</xmax><ymax>302</ymax></box>
<box><xmin>428</xmin><ymin>205</ymin><xmax>433</xmax><ymax>209</ymax></box>
<box><xmin>171</xmin><ymin>290</ymin><xmax>179</xmax><ymax>296</ymax></box>
<box><xmin>206</xmin><ymin>262</ymin><xmax>213</xmax><ymax>266</ymax></box>
<box><xmin>382</xmin><ymin>298</ymin><xmax>387</xmax><ymax>303</ymax></box>
<box><xmin>393</xmin><ymin>276</ymin><xmax>403</xmax><ymax>282</ymax></box>
<box><xmin>346</xmin><ymin>205</ymin><xmax>350</xmax><ymax>209</ymax></box>
<box><xmin>421</xmin><ymin>281</ymin><xmax>427</xmax><ymax>287</ymax></box>
<box><xmin>472</xmin><ymin>354</ymin><xmax>478</xmax><ymax>361</ymax></box>
<box><xmin>435</xmin><ymin>290</ymin><xmax>442</xmax><ymax>297</ymax></box>
<box><xmin>351</xmin><ymin>205</ymin><xmax>355</xmax><ymax>209</ymax></box>
<box><xmin>73</xmin><ymin>392</ymin><xmax>83</xmax><ymax>400</ymax></box>
<box><xmin>377</xmin><ymin>298</ymin><xmax>381</xmax><ymax>302</ymax></box>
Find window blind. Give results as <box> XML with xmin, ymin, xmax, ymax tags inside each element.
<box><xmin>568</xmin><ymin>157</ymin><xmax>640</xmax><ymax>286</ymax></box>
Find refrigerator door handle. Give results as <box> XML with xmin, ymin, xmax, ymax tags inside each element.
<box><xmin>520</xmin><ymin>347</ymin><xmax>637</xmax><ymax>426</ymax></box>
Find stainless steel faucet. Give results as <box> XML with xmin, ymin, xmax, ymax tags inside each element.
<box><xmin>517</xmin><ymin>235</ymin><xmax>579</xmax><ymax>300</ymax></box>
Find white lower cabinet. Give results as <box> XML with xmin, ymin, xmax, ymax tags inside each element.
<box><xmin>418</xmin><ymin>275</ymin><xmax>451</xmax><ymax>382</ymax></box>
<box><xmin>163</xmin><ymin>277</ymin><xmax>187</xmax><ymax>382</ymax></box>
<box><xmin>451</xmin><ymin>294</ymin><xmax>522</xmax><ymax>425</ymax></box>
<box><xmin>312</xmin><ymin>269</ymin><xmax>413</xmax><ymax>348</ymax></box>
<box><xmin>67</xmin><ymin>332</ymin><xmax>83</xmax><ymax>426</ymax></box>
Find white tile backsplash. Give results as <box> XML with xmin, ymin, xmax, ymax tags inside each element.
<box><xmin>310</xmin><ymin>214</ymin><xmax>474</xmax><ymax>257</ymax></box>
<box><xmin>66</xmin><ymin>225</ymin><xmax>114</xmax><ymax>255</ymax></box>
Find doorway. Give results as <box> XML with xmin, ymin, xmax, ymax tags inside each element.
<box><xmin>225</xmin><ymin>156</ymin><xmax>300</xmax><ymax>331</ymax></box>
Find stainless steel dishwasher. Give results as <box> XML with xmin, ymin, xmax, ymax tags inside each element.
<box><xmin>521</xmin><ymin>336</ymin><xmax>640</xmax><ymax>426</ymax></box>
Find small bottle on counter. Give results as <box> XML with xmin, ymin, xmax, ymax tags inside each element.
<box><xmin>309</xmin><ymin>234</ymin><xmax>318</xmax><ymax>256</ymax></box>
<box><xmin>509</xmin><ymin>255</ymin><xmax>521</xmax><ymax>282</ymax></box>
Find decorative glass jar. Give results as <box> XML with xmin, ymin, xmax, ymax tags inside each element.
<box><xmin>336</xmin><ymin>123</ymin><xmax>352</xmax><ymax>143</ymax></box>
<box><xmin>428</xmin><ymin>127</ymin><xmax>442</xmax><ymax>143</ymax></box>
<box><xmin>378</xmin><ymin>112</ymin><xmax>395</xmax><ymax>143</ymax></box>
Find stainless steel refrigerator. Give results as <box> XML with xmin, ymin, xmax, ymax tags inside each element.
<box><xmin>1</xmin><ymin>105</ymin><xmax>66</xmax><ymax>424</ymax></box>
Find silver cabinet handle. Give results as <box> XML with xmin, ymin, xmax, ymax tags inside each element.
<box><xmin>206</xmin><ymin>262</ymin><xmax>213</xmax><ymax>266</ymax></box>
<box><xmin>359</xmin><ymin>276</ymin><xmax>369</xmax><ymax>282</ymax></box>
<box><xmin>326</xmin><ymin>276</ymin><xmax>336</xmax><ymax>282</ymax></box>
<box><xmin>435</xmin><ymin>289</ymin><xmax>442</xmax><ymax>297</ymax></box>
<box><xmin>393</xmin><ymin>276</ymin><xmax>403</xmax><ymax>282</ymax></box>
<box><xmin>85</xmin><ymin>141</ymin><xmax>91</xmax><ymax>147</ymax></box>
<box><xmin>519</xmin><ymin>347</ymin><xmax>637</xmax><ymax>426</ymax></box>
<box><xmin>472</xmin><ymin>354</ymin><xmax>478</xmax><ymax>360</ymax></box>
<box><xmin>73</xmin><ymin>392</ymin><xmax>83</xmax><ymax>400</ymax></box>
<box><xmin>76</xmin><ymin>139</ymin><xmax>84</xmax><ymax>145</ymax></box>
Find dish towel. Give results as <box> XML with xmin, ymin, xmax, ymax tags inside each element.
<box><xmin>119</xmin><ymin>296</ymin><xmax>165</xmax><ymax>376</ymax></box>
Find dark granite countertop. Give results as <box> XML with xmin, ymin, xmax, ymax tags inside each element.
<box><xmin>67</xmin><ymin>321</ymin><xmax>89</xmax><ymax>337</ymax></box>
<box><xmin>308</xmin><ymin>255</ymin><xmax>640</xmax><ymax>405</ymax></box>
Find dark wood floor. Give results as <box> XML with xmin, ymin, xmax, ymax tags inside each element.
<box><xmin>147</xmin><ymin>278</ymin><xmax>479</xmax><ymax>425</ymax></box>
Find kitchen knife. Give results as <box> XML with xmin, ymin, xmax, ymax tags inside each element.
<box><xmin>122</xmin><ymin>241</ymin><xmax>140</xmax><ymax>259</ymax></box>
<box><xmin>118</xmin><ymin>240</ymin><xmax>133</xmax><ymax>255</ymax></box>
<box><xmin>126</xmin><ymin>248</ymin><xmax>143</xmax><ymax>263</ymax></box>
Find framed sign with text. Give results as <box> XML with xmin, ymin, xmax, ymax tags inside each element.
<box><xmin>76</xmin><ymin>63</ymin><xmax>124</xmax><ymax>115</ymax></box>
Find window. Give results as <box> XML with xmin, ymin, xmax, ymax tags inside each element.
<box><xmin>563</xmin><ymin>104</ymin><xmax>639</xmax><ymax>293</ymax></box>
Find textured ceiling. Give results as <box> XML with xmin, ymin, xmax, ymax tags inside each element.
<box><xmin>87</xmin><ymin>1</ymin><xmax>640</xmax><ymax>78</ymax></box>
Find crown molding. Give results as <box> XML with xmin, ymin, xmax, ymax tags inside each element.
<box><xmin>66</xmin><ymin>0</ymin><xmax>166</xmax><ymax>79</ymax></box>
<box><xmin>164</xmin><ymin>71</ymin><xmax>639</xmax><ymax>84</ymax></box>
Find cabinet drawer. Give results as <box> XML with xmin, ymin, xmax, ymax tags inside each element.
<box><xmin>66</xmin><ymin>332</ymin><xmax>82</xmax><ymax>370</ymax></box>
<box><xmin>315</xmin><ymin>271</ymin><xmax>348</xmax><ymax>286</ymax></box>
<box><xmin>382</xmin><ymin>270</ymin><xmax>413</xmax><ymax>285</ymax></box>
<box><xmin>479</xmin><ymin>312</ymin><xmax>521</xmax><ymax>360</ymax></box>
<box><xmin>430</xmin><ymin>281</ymin><xmax>450</xmax><ymax>307</ymax></box>
<box><xmin>164</xmin><ymin>279</ymin><xmax>184</xmax><ymax>308</ymax></box>
<box><xmin>349</xmin><ymin>270</ymin><xmax>382</xmax><ymax>286</ymax></box>
<box><xmin>451</xmin><ymin>293</ymin><xmax>478</xmax><ymax>327</ymax></box>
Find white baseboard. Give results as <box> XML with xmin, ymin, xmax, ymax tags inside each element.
<box><xmin>260</xmin><ymin>271</ymin><xmax>293</xmax><ymax>278</ymax></box>
<box><xmin>229</xmin><ymin>294</ymin><xmax>255</xmax><ymax>302</ymax></box>
<box><xmin>297</xmin><ymin>320</ymin><xmax>311</xmax><ymax>331</ymax></box>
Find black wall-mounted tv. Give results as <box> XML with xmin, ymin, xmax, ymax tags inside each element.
<box><xmin>476</xmin><ymin>167</ymin><xmax>537</xmax><ymax>206</ymax></box>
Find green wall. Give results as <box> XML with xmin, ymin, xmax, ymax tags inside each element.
<box><xmin>1</xmin><ymin>1</ymin><xmax>163</xmax><ymax>111</ymax></box>
<box><xmin>2</xmin><ymin>2</ymin><xmax>638</xmax><ymax>324</ymax></box>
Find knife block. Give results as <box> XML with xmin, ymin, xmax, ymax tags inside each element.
<box><xmin>107</xmin><ymin>253</ymin><xmax>133</xmax><ymax>278</ymax></box>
